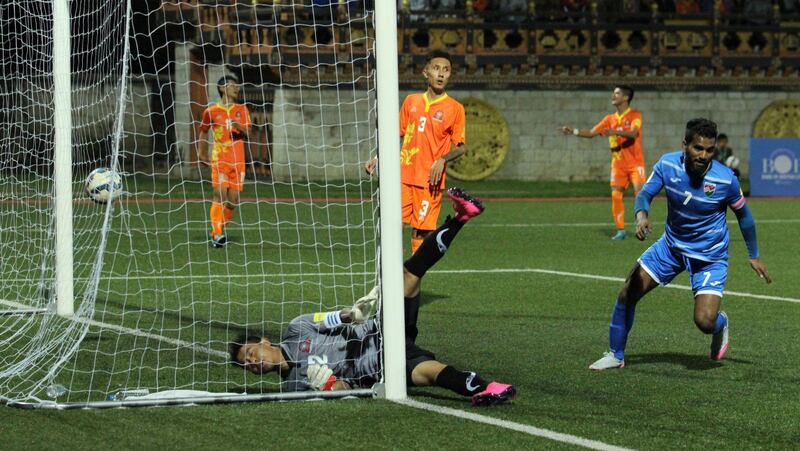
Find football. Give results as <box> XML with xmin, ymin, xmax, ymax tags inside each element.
<box><xmin>85</xmin><ymin>167</ymin><xmax>123</xmax><ymax>204</ymax></box>
<box><xmin>725</xmin><ymin>155</ymin><xmax>740</xmax><ymax>170</ymax></box>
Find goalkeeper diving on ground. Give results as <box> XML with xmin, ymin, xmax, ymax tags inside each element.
<box><xmin>230</xmin><ymin>188</ymin><xmax>516</xmax><ymax>406</ymax></box>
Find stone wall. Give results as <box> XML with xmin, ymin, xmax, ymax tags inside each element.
<box><xmin>264</xmin><ymin>89</ymin><xmax>799</xmax><ymax>182</ymax></box>
<box><xmin>123</xmin><ymin>86</ymin><xmax>797</xmax><ymax>182</ymax></box>
<box><xmin>412</xmin><ymin>89</ymin><xmax>797</xmax><ymax>181</ymax></box>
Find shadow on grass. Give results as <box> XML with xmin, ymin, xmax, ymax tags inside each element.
<box><xmin>626</xmin><ymin>352</ymin><xmax>753</xmax><ymax>370</ymax></box>
<box><xmin>407</xmin><ymin>388</ymin><xmax>468</xmax><ymax>404</ymax></box>
<box><xmin>419</xmin><ymin>292</ymin><xmax>450</xmax><ymax>306</ymax></box>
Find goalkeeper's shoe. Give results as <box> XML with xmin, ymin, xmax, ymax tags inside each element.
<box><xmin>211</xmin><ymin>234</ymin><xmax>227</xmax><ymax>248</ymax></box>
<box><xmin>611</xmin><ymin>230</ymin><xmax>627</xmax><ymax>240</ymax></box>
<box><xmin>589</xmin><ymin>351</ymin><xmax>625</xmax><ymax>371</ymax></box>
<box><xmin>471</xmin><ymin>382</ymin><xmax>516</xmax><ymax>407</ymax></box>
<box><xmin>447</xmin><ymin>187</ymin><xmax>484</xmax><ymax>223</ymax></box>
<box><xmin>710</xmin><ymin>311</ymin><xmax>729</xmax><ymax>360</ymax></box>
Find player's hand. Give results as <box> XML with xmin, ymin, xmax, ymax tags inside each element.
<box><xmin>560</xmin><ymin>126</ymin><xmax>573</xmax><ymax>136</ymax></box>
<box><xmin>749</xmin><ymin>259</ymin><xmax>772</xmax><ymax>284</ymax></box>
<box><xmin>307</xmin><ymin>363</ymin><xmax>336</xmax><ymax>391</ymax></box>
<box><xmin>364</xmin><ymin>157</ymin><xmax>378</xmax><ymax>176</ymax></box>
<box><xmin>635</xmin><ymin>216</ymin><xmax>652</xmax><ymax>241</ymax></box>
<box><xmin>429</xmin><ymin>158</ymin><xmax>446</xmax><ymax>186</ymax></box>
<box><xmin>351</xmin><ymin>286</ymin><xmax>380</xmax><ymax>324</ymax></box>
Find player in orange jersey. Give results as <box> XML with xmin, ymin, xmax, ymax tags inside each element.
<box><xmin>197</xmin><ymin>76</ymin><xmax>252</xmax><ymax>248</ymax></box>
<box><xmin>365</xmin><ymin>50</ymin><xmax>466</xmax><ymax>254</ymax></box>
<box><xmin>560</xmin><ymin>85</ymin><xmax>645</xmax><ymax>240</ymax></box>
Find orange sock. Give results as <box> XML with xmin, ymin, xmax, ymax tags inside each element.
<box><xmin>210</xmin><ymin>202</ymin><xmax>224</xmax><ymax>236</ymax></box>
<box><xmin>410</xmin><ymin>237</ymin><xmax>424</xmax><ymax>255</ymax></box>
<box><xmin>612</xmin><ymin>190</ymin><xmax>625</xmax><ymax>230</ymax></box>
<box><xmin>223</xmin><ymin>205</ymin><xmax>235</xmax><ymax>225</ymax></box>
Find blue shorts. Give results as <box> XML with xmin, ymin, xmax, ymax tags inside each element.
<box><xmin>638</xmin><ymin>237</ymin><xmax>728</xmax><ymax>297</ymax></box>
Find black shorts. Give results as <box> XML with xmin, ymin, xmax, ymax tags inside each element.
<box><xmin>405</xmin><ymin>341</ymin><xmax>436</xmax><ymax>385</ymax></box>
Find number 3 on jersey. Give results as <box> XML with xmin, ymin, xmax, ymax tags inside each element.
<box><xmin>418</xmin><ymin>200</ymin><xmax>429</xmax><ymax>222</ymax></box>
<box><xmin>417</xmin><ymin>117</ymin><xmax>427</xmax><ymax>132</ymax></box>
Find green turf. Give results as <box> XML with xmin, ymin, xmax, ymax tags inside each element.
<box><xmin>1</xmin><ymin>179</ymin><xmax>797</xmax><ymax>449</ymax></box>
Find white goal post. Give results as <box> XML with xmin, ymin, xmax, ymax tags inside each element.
<box><xmin>0</xmin><ymin>0</ymin><xmax>405</xmax><ymax>407</ymax></box>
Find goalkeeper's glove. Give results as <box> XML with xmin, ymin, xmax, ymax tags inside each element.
<box><xmin>351</xmin><ymin>285</ymin><xmax>380</xmax><ymax>324</ymax></box>
<box><xmin>307</xmin><ymin>363</ymin><xmax>336</xmax><ymax>391</ymax></box>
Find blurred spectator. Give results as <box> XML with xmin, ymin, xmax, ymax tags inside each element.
<box><xmin>675</xmin><ymin>0</ymin><xmax>701</xmax><ymax>14</ymax></box>
<box><xmin>744</xmin><ymin>0</ymin><xmax>773</xmax><ymax>24</ymax></box>
<box><xmin>562</xmin><ymin>0</ymin><xmax>589</xmax><ymax>22</ymax></box>
<box><xmin>701</xmin><ymin>0</ymin><xmax>733</xmax><ymax>14</ymax></box>
<box><xmin>401</xmin><ymin>0</ymin><xmax>430</xmax><ymax>22</ymax></box>
<box><xmin>433</xmin><ymin>0</ymin><xmax>458</xmax><ymax>11</ymax></box>
<box><xmin>499</xmin><ymin>0</ymin><xmax>528</xmax><ymax>21</ymax></box>
<box><xmin>781</xmin><ymin>0</ymin><xmax>800</xmax><ymax>15</ymax></box>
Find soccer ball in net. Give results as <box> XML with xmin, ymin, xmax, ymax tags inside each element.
<box><xmin>85</xmin><ymin>168</ymin><xmax>122</xmax><ymax>204</ymax></box>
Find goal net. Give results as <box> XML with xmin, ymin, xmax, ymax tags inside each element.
<box><xmin>0</xmin><ymin>0</ymin><xmax>400</xmax><ymax>407</ymax></box>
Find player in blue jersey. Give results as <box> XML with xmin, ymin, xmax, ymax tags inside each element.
<box><xmin>589</xmin><ymin>118</ymin><xmax>772</xmax><ymax>370</ymax></box>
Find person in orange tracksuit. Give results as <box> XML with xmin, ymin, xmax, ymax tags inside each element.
<box><xmin>197</xmin><ymin>76</ymin><xmax>252</xmax><ymax>248</ymax></box>
<box><xmin>365</xmin><ymin>50</ymin><xmax>466</xmax><ymax>254</ymax></box>
<box><xmin>560</xmin><ymin>85</ymin><xmax>645</xmax><ymax>240</ymax></box>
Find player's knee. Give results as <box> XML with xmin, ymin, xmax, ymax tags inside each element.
<box><xmin>413</xmin><ymin>229</ymin><xmax>431</xmax><ymax>240</ymax></box>
<box><xmin>693</xmin><ymin>314</ymin><xmax>716</xmax><ymax>334</ymax></box>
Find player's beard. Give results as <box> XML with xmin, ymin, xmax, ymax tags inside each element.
<box><xmin>685</xmin><ymin>152</ymin><xmax>711</xmax><ymax>179</ymax></box>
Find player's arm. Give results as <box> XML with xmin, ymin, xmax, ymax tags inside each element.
<box><xmin>196</xmin><ymin>108</ymin><xmax>212</xmax><ymax>164</ymax></box>
<box><xmin>560</xmin><ymin>126</ymin><xmax>601</xmax><ymax>138</ymax></box>
<box><xmin>729</xmin><ymin>189</ymin><xmax>772</xmax><ymax>283</ymax></box>
<box><xmin>606</xmin><ymin>128</ymin><xmax>639</xmax><ymax>139</ymax></box>
<box><xmin>430</xmin><ymin>104</ymin><xmax>467</xmax><ymax>185</ymax></box>
<box><xmin>230</xmin><ymin>105</ymin><xmax>251</xmax><ymax>136</ymax></box>
<box><xmin>633</xmin><ymin>161</ymin><xmax>665</xmax><ymax>240</ymax></box>
<box><xmin>606</xmin><ymin>116</ymin><xmax>641</xmax><ymax>139</ymax></box>
<box><xmin>429</xmin><ymin>143</ymin><xmax>465</xmax><ymax>186</ymax></box>
<box><xmin>311</xmin><ymin>287</ymin><xmax>379</xmax><ymax>333</ymax></box>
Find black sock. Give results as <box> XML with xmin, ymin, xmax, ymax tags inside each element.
<box><xmin>404</xmin><ymin>294</ymin><xmax>420</xmax><ymax>344</ymax></box>
<box><xmin>435</xmin><ymin>365</ymin><xmax>488</xmax><ymax>397</ymax></box>
<box><xmin>403</xmin><ymin>216</ymin><xmax>464</xmax><ymax>278</ymax></box>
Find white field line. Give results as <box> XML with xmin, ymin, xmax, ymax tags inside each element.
<box><xmin>2</xmin><ymin>267</ymin><xmax>795</xmax><ymax>304</ymax></box>
<box><xmin>396</xmin><ymin>398</ymin><xmax>633</xmax><ymax>451</ymax></box>
<box><xmin>0</xmin><ymin>302</ymin><xmax>634</xmax><ymax>450</ymax></box>
<box><xmin>0</xmin><ymin>298</ymin><xmax>227</xmax><ymax>358</ymax></box>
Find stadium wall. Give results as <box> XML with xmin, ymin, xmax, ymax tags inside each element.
<box><xmin>428</xmin><ymin>89</ymin><xmax>797</xmax><ymax>182</ymax></box>
<box><xmin>58</xmin><ymin>85</ymin><xmax>793</xmax><ymax>181</ymax></box>
<box><xmin>273</xmin><ymin>89</ymin><xmax>796</xmax><ymax>182</ymax></box>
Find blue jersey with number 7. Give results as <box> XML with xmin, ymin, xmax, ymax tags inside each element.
<box><xmin>639</xmin><ymin>151</ymin><xmax>746</xmax><ymax>262</ymax></box>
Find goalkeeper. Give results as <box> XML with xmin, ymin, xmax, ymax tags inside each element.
<box><xmin>230</xmin><ymin>188</ymin><xmax>516</xmax><ymax>406</ymax></box>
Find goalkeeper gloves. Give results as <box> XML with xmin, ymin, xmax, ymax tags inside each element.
<box><xmin>351</xmin><ymin>285</ymin><xmax>380</xmax><ymax>324</ymax></box>
<box><xmin>307</xmin><ymin>363</ymin><xmax>337</xmax><ymax>391</ymax></box>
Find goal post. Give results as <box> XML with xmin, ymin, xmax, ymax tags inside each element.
<box><xmin>374</xmin><ymin>0</ymin><xmax>407</xmax><ymax>401</ymax></box>
<box><xmin>0</xmin><ymin>0</ymin><xmax>405</xmax><ymax>407</ymax></box>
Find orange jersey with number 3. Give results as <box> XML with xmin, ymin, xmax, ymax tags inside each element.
<box><xmin>592</xmin><ymin>108</ymin><xmax>644</xmax><ymax>170</ymax></box>
<box><xmin>399</xmin><ymin>93</ymin><xmax>466</xmax><ymax>188</ymax></box>
<box><xmin>200</xmin><ymin>103</ymin><xmax>251</xmax><ymax>164</ymax></box>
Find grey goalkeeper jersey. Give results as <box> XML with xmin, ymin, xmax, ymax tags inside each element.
<box><xmin>279</xmin><ymin>314</ymin><xmax>382</xmax><ymax>391</ymax></box>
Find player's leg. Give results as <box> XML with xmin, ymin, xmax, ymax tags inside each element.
<box><xmin>409</xmin><ymin>185</ymin><xmax>441</xmax><ymax>255</ymax></box>
<box><xmin>221</xmin><ymin>163</ymin><xmax>244</xmax><ymax>234</ymax></box>
<box><xmin>688</xmin><ymin>260</ymin><xmax>729</xmax><ymax>359</ymax></box>
<box><xmin>403</xmin><ymin>187</ymin><xmax>485</xmax><ymax>343</ymax></box>
<box><xmin>404</xmin><ymin>187</ymin><xmax>484</xmax><ymax>296</ymax></box>
<box><xmin>610</xmin><ymin>167</ymin><xmax>630</xmax><ymax>240</ymax></box>
<box><xmin>591</xmin><ymin>239</ymin><xmax>680</xmax><ymax>370</ymax></box>
<box><xmin>408</xmin><ymin>351</ymin><xmax>515</xmax><ymax>406</ymax></box>
<box><xmin>209</xmin><ymin>162</ymin><xmax>226</xmax><ymax>247</ymax></box>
